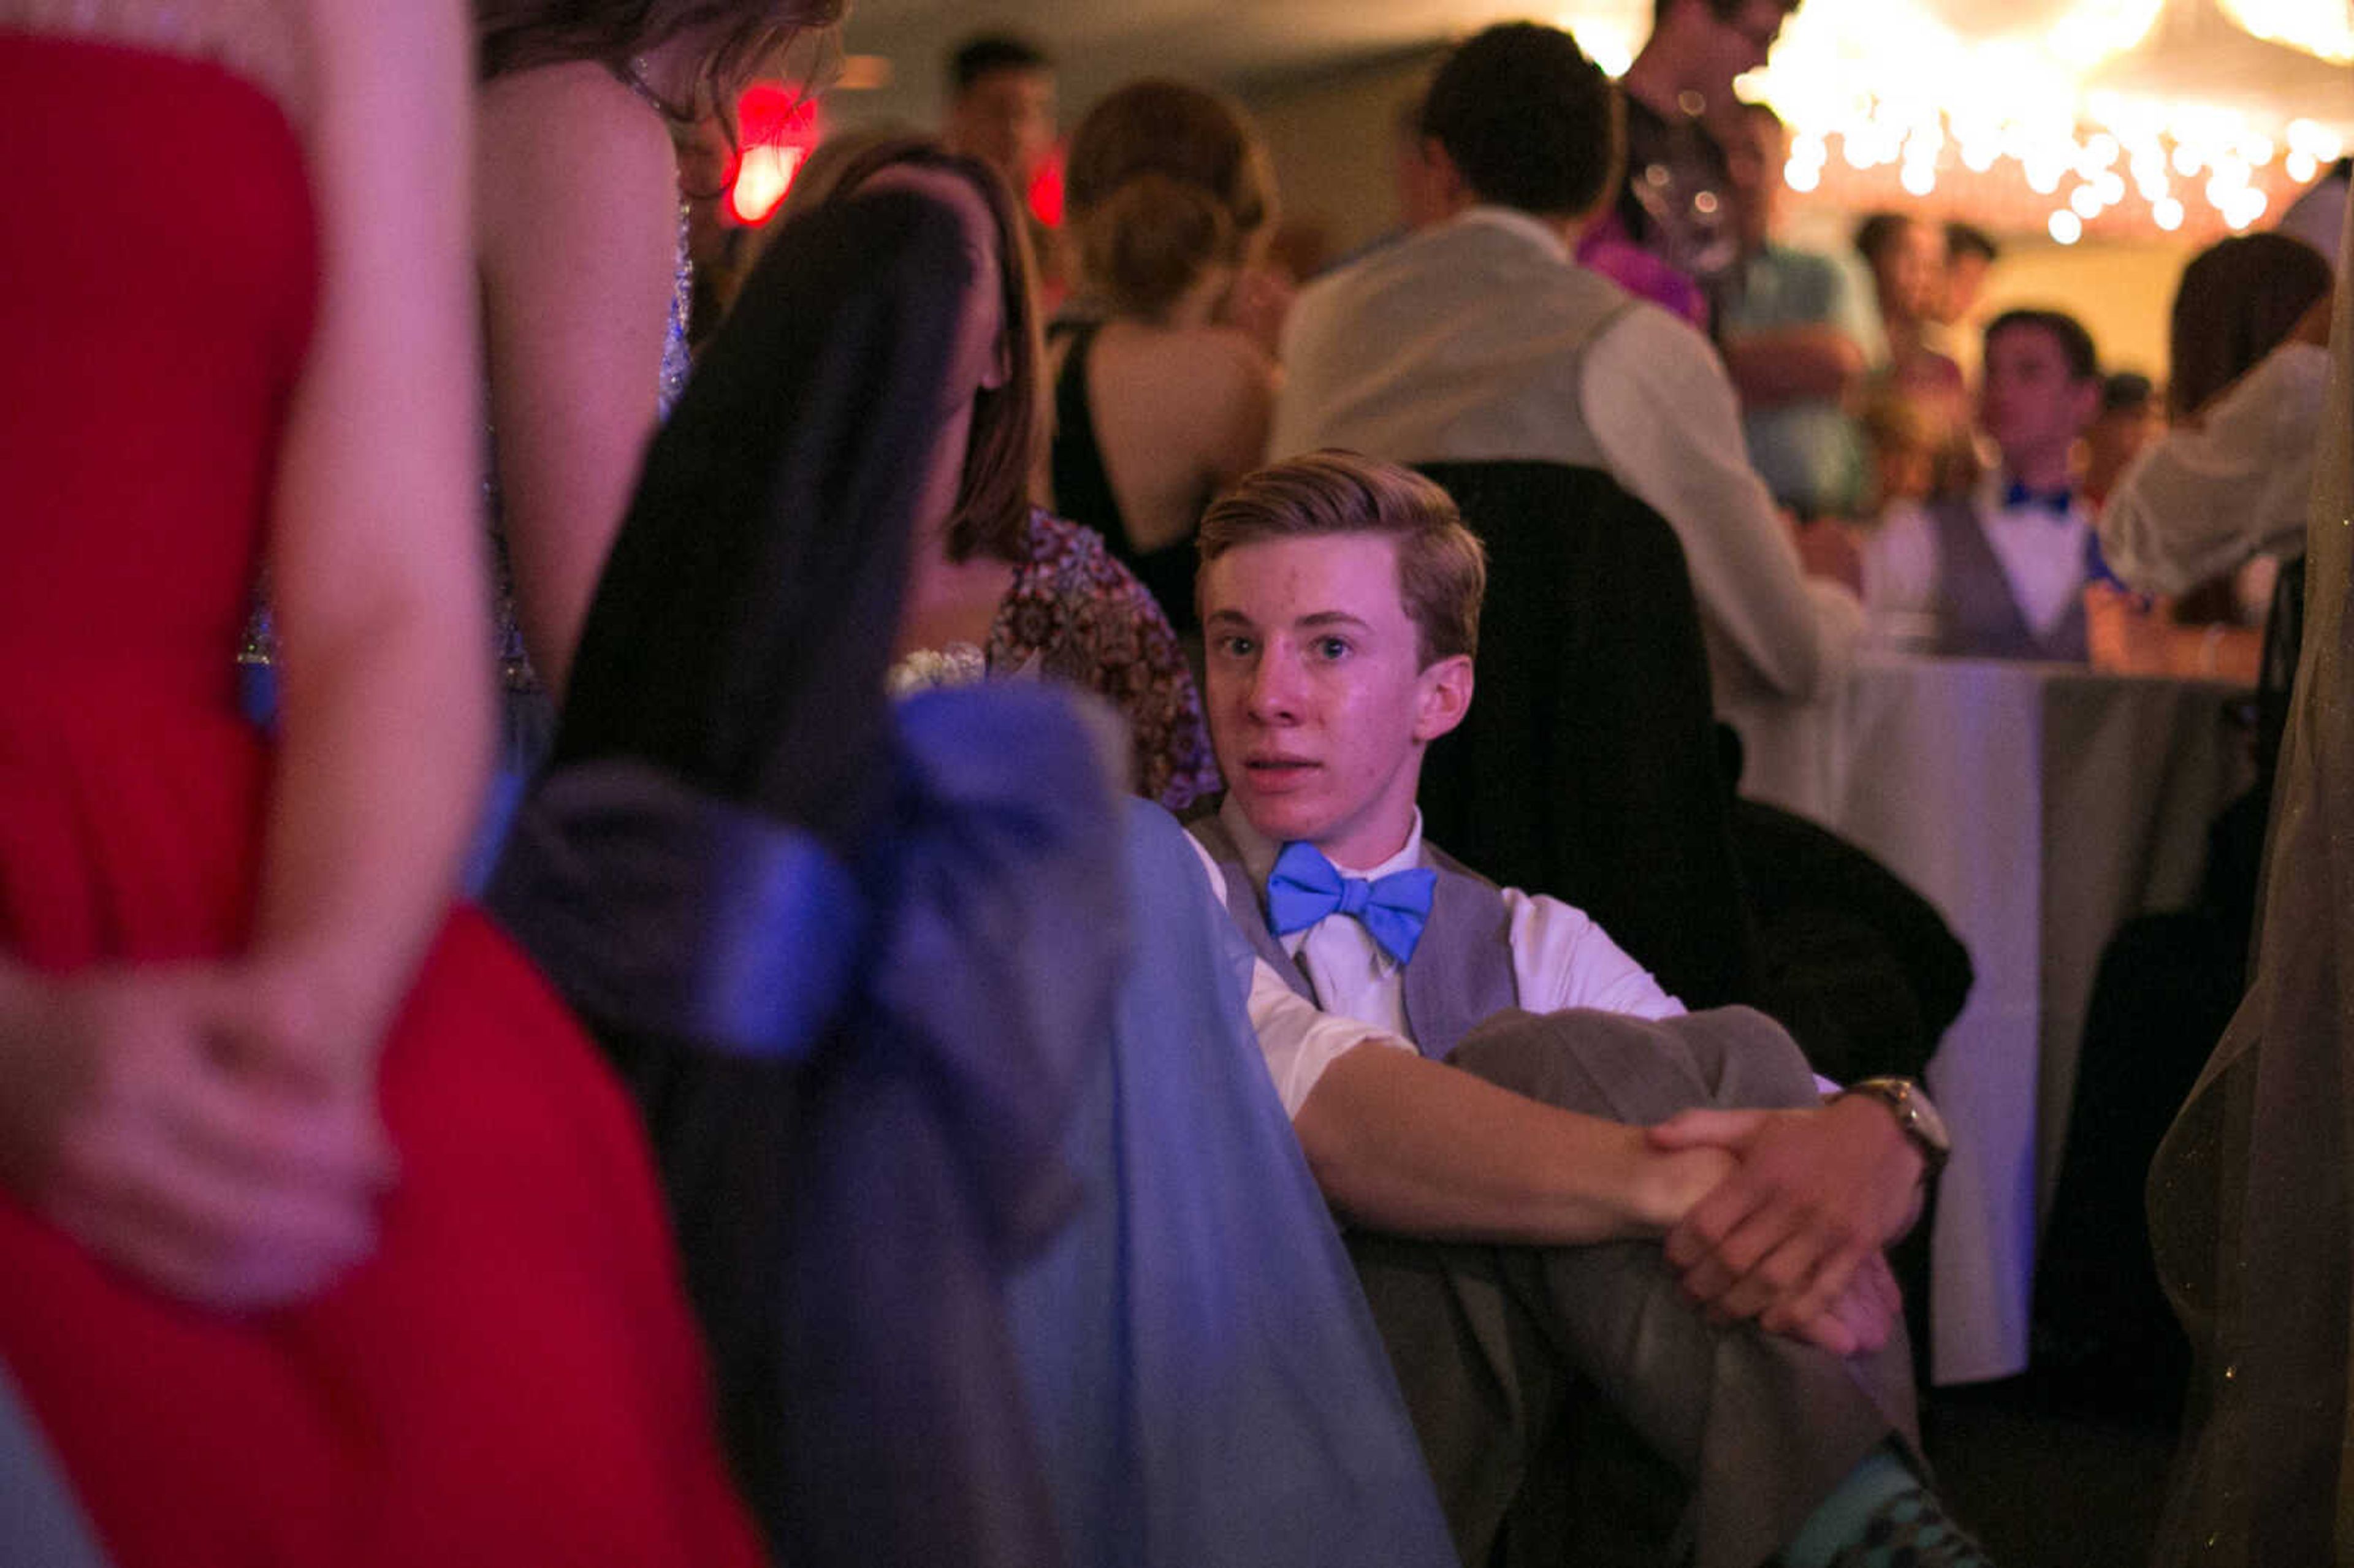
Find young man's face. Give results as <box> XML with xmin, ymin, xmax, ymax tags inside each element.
<box><xmin>948</xmin><ymin>67</ymin><xmax>1056</xmax><ymax>192</ymax></box>
<box><xmin>1726</xmin><ymin>107</ymin><xmax>1784</xmax><ymax>253</ymax></box>
<box><xmin>1873</xmin><ymin>219</ymin><xmax>1946</xmax><ymax>325</ymax></box>
<box><xmin>1202</xmin><ymin>533</ymin><xmax>1470</xmax><ymax>869</ymax></box>
<box><xmin>1940</xmin><ymin>248</ymin><xmax>1990</xmax><ymax>327</ymax></box>
<box><xmin>1978</xmin><ymin>324</ymin><xmax>2098</xmax><ymax>471</ymax></box>
<box><xmin>1672</xmin><ymin>0</ymin><xmax>1789</xmax><ymax>94</ymax></box>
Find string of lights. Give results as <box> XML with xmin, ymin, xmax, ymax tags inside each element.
<box><xmin>1556</xmin><ymin>0</ymin><xmax>2351</xmax><ymax>243</ymax></box>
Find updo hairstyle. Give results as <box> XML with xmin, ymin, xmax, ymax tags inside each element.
<box><xmin>1063</xmin><ymin>80</ymin><xmax>1274</xmax><ymax>322</ymax></box>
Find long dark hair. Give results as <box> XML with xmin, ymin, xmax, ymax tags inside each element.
<box><xmin>787</xmin><ymin>134</ymin><xmax>1047</xmax><ymax>565</ymax></box>
<box><xmin>476</xmin><ymin>0</ymin><xmax>843</xmax><ymax>120</ymax></box>
<box><xmin>2168</xmin><ymin>232</ymin><xmax>2333</xmax><ymax>419</ymax></box>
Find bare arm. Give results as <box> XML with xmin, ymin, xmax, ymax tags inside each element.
<box><xmin>1293</xmin><ymin>1040</ymin><xmax>1731</xmax><ymax>1245</ymax></box>
<box><xmin>253</xmin><ymin>0</ymin><xmax>492</xmax><ymax>1058</ymax></box>
<box><xmin>476</xmin><ymin>64</ymin><xmax>678</xmax><ymax>698</ymax></box>
<box><xmin>0</xmin><ymin>0</ymin><xmax>476</xmax><ymax>1307</ymax></box>
<box><xmin>1723</xmin><ymin>325</ymin><xmax>1867</xmax><ymax>410</ymax></box>
<box><xmin>1198</xmin><ymin>329</ymin><xmax>1278</xmax><ymax>490</ymax></box>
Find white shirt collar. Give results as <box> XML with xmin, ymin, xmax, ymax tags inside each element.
<box><xmin>1452</xmin><ymin>205</ymin><xmax>1574</xmax><ymax>266</ymax></box>
<box><xmin>1216</xmin><ymin>796</ymin><xmax>1426</xmax><ymax>894</ymax></box>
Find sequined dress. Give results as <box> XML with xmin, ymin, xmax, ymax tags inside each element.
<box><xmin>0</xmin><ymin>28</ymin><xmax>763</xmax><ymax>1568</ymax></box>
<box><xmin>245</xmin><ymin>184</ymin><xmax>695</xmax><ymax>760</ymax></box>
<box><xmin>486</xmin><ymin>200</ymin><xmax>695</xmax><ymax>698</ymax></box>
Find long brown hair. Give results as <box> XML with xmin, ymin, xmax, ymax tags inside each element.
<box><xmin>785</xmin><ymin>132</ymin><xmax>1047</xmax><ymax>563</ymax></box>
<box><xmin>2168</xmin><ymin>232</ymin><xmax>2333</xmax><ymax>419</ymax></box>
<box><xmin>475</xmin><ymin>0</ymin><xmax>842</xmax><ymax>122</ymax></box>
<box><xmin>1063</xmin><ymin>80</ymin><xmax>1274</xmax><ymax>322</ymax></box>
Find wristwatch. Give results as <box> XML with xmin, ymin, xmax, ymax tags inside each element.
<box><xmin>1840</xmin><ymin>1077</ymin><xmax>1951</xmax><ymax>1179</ymax></box>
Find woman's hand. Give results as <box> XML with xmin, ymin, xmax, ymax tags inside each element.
<box><xmin>0</xmin><ymin>965</ymin><xmax>395</xmax><ymax>1311</ymax></box>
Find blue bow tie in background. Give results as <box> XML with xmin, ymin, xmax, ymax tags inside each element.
<box><xmin>1266</xmin><ymin>840</ymin><xmax>1437</xmax><ymax>965</ymax></box>
<box><xmin>2002</xmin><ymin>479</ymin><xmax>2076</xmax><ymax>517</ymax></box>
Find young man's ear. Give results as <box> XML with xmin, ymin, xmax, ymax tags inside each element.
<box><xmin>2068</xmin><ymin>375</ymin><xmax>2102</xmax><ymax>436</ymax></box>
<box><xmin>1412</xmin><ymin>653</ymin><xmax>1476</xmax><ymax>744</ymax></box>
<box><xmin>1419</xmin><ymin>139</ymin><xmax>1475</xmax><ymax>220</ymax></box>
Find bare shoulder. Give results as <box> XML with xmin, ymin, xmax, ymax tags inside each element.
<box><xmin>1176</xmin><ymin>323</ymin><xmax>1279</xmax><ymax>387</ymax></box>
<box><xmin>1135</xmin><ymin>324</ymin><xmax>1276</xmax><ymax>427</ymax></box>
<box><xmin>476</xmin><ymin>59</ymin><xmax>676</xmax><ymax>261</ymax></box>
<box><xmin>479</xmin><ymin>59</ymin><xmax>672</xmax><ymax>187</ymax></box>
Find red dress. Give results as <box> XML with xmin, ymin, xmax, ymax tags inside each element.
<box><xmin>0</xmin><ymin>34</ymin><xmax>764</xmax><ymax>1568</ymax></box>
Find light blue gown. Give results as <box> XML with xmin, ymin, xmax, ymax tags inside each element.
<box><xmin>1004</xmin><ymin>801</ymin><xmax>1461</xmax><ymax>1568</ymax></box>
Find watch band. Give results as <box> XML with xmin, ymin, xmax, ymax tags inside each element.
<box><xmin>1841</xmin><ymin>1076</ymin><xmax>1951</xmax><ymax>1179</ymax></box>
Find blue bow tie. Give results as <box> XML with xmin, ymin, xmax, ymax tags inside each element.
<box><xmin>2002</xmin><ymin>479</ymin><xmax>2076</xmax><ymax>518</ymax></box>
<box><xmin>1265</xmin><ymin>840</ymin><xmax>1436</xmax><ymax>966</ymax></box>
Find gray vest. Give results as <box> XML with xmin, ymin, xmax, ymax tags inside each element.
<box><xmin>1190</xmin><ymin>815</ymin><xmax>1518</xmax><ymax>1063</ymax></box>
<box><xmin>1927</xmin><ymin>495</ymin><xmax>2089</xmax><ymax>661</ymax></box>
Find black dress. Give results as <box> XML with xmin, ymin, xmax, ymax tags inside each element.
<box><xmin>1049</xmin><ymin>321</ymin><xmax>1202</xmax><ymax>634</ymax></box>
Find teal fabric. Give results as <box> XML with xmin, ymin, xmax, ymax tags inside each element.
<box><xmin>1728</xmin><ymin>244</ymin><xmax>1884</xmax><ymax>518</ymax></box>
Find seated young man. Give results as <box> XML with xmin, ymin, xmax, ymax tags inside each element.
<box><xmin>1186</xmin><ymin>451</ymin><xmax>1989</xmax><ymax>1568</ymax></box>
<box><xmin>1863</xmin><ymin>309</ymin><xmax>2105</xmax><ymax>660</ymax></box>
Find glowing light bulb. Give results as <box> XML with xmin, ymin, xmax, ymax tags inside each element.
<box><xmin>728</xmin><ymin>144</ymin><xmax>804</xmax><ymax>225</ymax></box>
<box><xmin>2049</xmin><ymin>210</ymin><xmax>2084</xmax><ymax>244</ymax></box>
<box><xmin>2152</xmin><ymin>196</ymin><xmax>2185</xmax><ymax>229</ymax></box>
<box><xmin>2070</xmin><ymin>183</ymin><xmax>2105</xmax><ymax>218</ymax></box>
<box><xmin>2217</xmin><ymin>0</ymin><xmax>2354</xmax><ymax>64</ymax></box>
<box><xmin>1902</xmin><ymin>162</ymin><xmax>1936</xmax><ymax>196</ymax></box>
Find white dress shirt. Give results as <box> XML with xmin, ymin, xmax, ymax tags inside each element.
<box><xmin>1864</xmin><ymin>473</ymin><xmax>2095</xmax><ymax>642</ymax></box>
<box><xmin>2098</xmin><ymin>341</ymin><xmax>2327</xmax><ymax>596</ymax></box>
<box><xmin>1189</xmin><ymin>801</ymin><xmax>1683</xmax><ymax>1118</ymax></box>
<box><xmin>1274</xmin><ymin>208</ymin><xmax>1862</xmax><ymax>712</ymax></box>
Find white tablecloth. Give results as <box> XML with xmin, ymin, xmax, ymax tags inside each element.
<box><xmin>1729</xmin><ymin>655</ymin><xmax>2250</xmax><ymax>1383</ymax></box>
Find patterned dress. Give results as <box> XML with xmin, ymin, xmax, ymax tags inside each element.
<box><xmin>986</xmin><ymin>510</ymin><xmax>1221</xmax><ymax>813</ymax></box>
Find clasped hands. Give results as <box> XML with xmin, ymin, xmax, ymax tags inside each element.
<box><xmin>0</xmin><ymin>960</ymin><xmax>395</xmax><ymax>1312</ymax></box>
<box><xmin>1647</xmin><ymin>1095</ymin><xmax>1925</xmax><ymax>1358</ymax></box>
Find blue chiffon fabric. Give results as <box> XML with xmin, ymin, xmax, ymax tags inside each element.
<box><xmin>489</xmin><ymin>187</ymin><xmax>1457</xmax><ymax>1567</ymax></box>
<box><xmin>1006</xmin><ymin>801</ymin><xmax>1459</xmax><ymax>1568</ymax></box>
<box><xmin>495</xmin><ymin>705</ymin><xmax>1459</xmax><ymax>1568</ymax></box>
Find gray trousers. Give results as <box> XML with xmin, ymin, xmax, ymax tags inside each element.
<box><xmin>1346</xmin><ymin>1006</ymin><xmax>1922</xmax><ymax>1568</ymax></box>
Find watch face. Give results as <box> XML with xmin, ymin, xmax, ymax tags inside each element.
<box><xmin>1903</xmin><ymin>1086</ymin><xmax>1952</xmax><ymax>1154</ymax></box>
<box><xmin>1856</xmin><ymin>1078</ymin><xmax>1951</xmax><ymax>1156</ymax></box>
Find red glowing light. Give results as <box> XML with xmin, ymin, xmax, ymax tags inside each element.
<box><xmin>1027</xmin><ymin>145</ymin><xmax>1065</xmax><ymax>228</ymax></box>
<box><xmin>726</xmin><ymin>85</ymin><xmax>821</xmax><ymax>226</ymax></box>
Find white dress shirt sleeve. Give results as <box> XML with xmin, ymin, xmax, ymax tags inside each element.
<box><xmin>2098</xmin><ymin>342</ymin><xmax>2328</xmax><ymax>596</ymax></box>
<box><xmin>1578</xmin><ymin>306</ymin><xmax>1864</xmax><ymax>702</ymax></box>
<box><xmin>1190</xmin><ymin>833</ymin><xmax>1413</xmax><ymax>1120</ymax></box>
<box><xmin>1501</xmin><ymin>889</ymin><xmax>1686</xmax><ymax>1019</ymax></box>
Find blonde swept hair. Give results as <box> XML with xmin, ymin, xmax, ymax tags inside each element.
<box><xmin>1198</xmin><ymin>452</ymin><xmax>1486</xmax><ymax>668</ymax></box>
